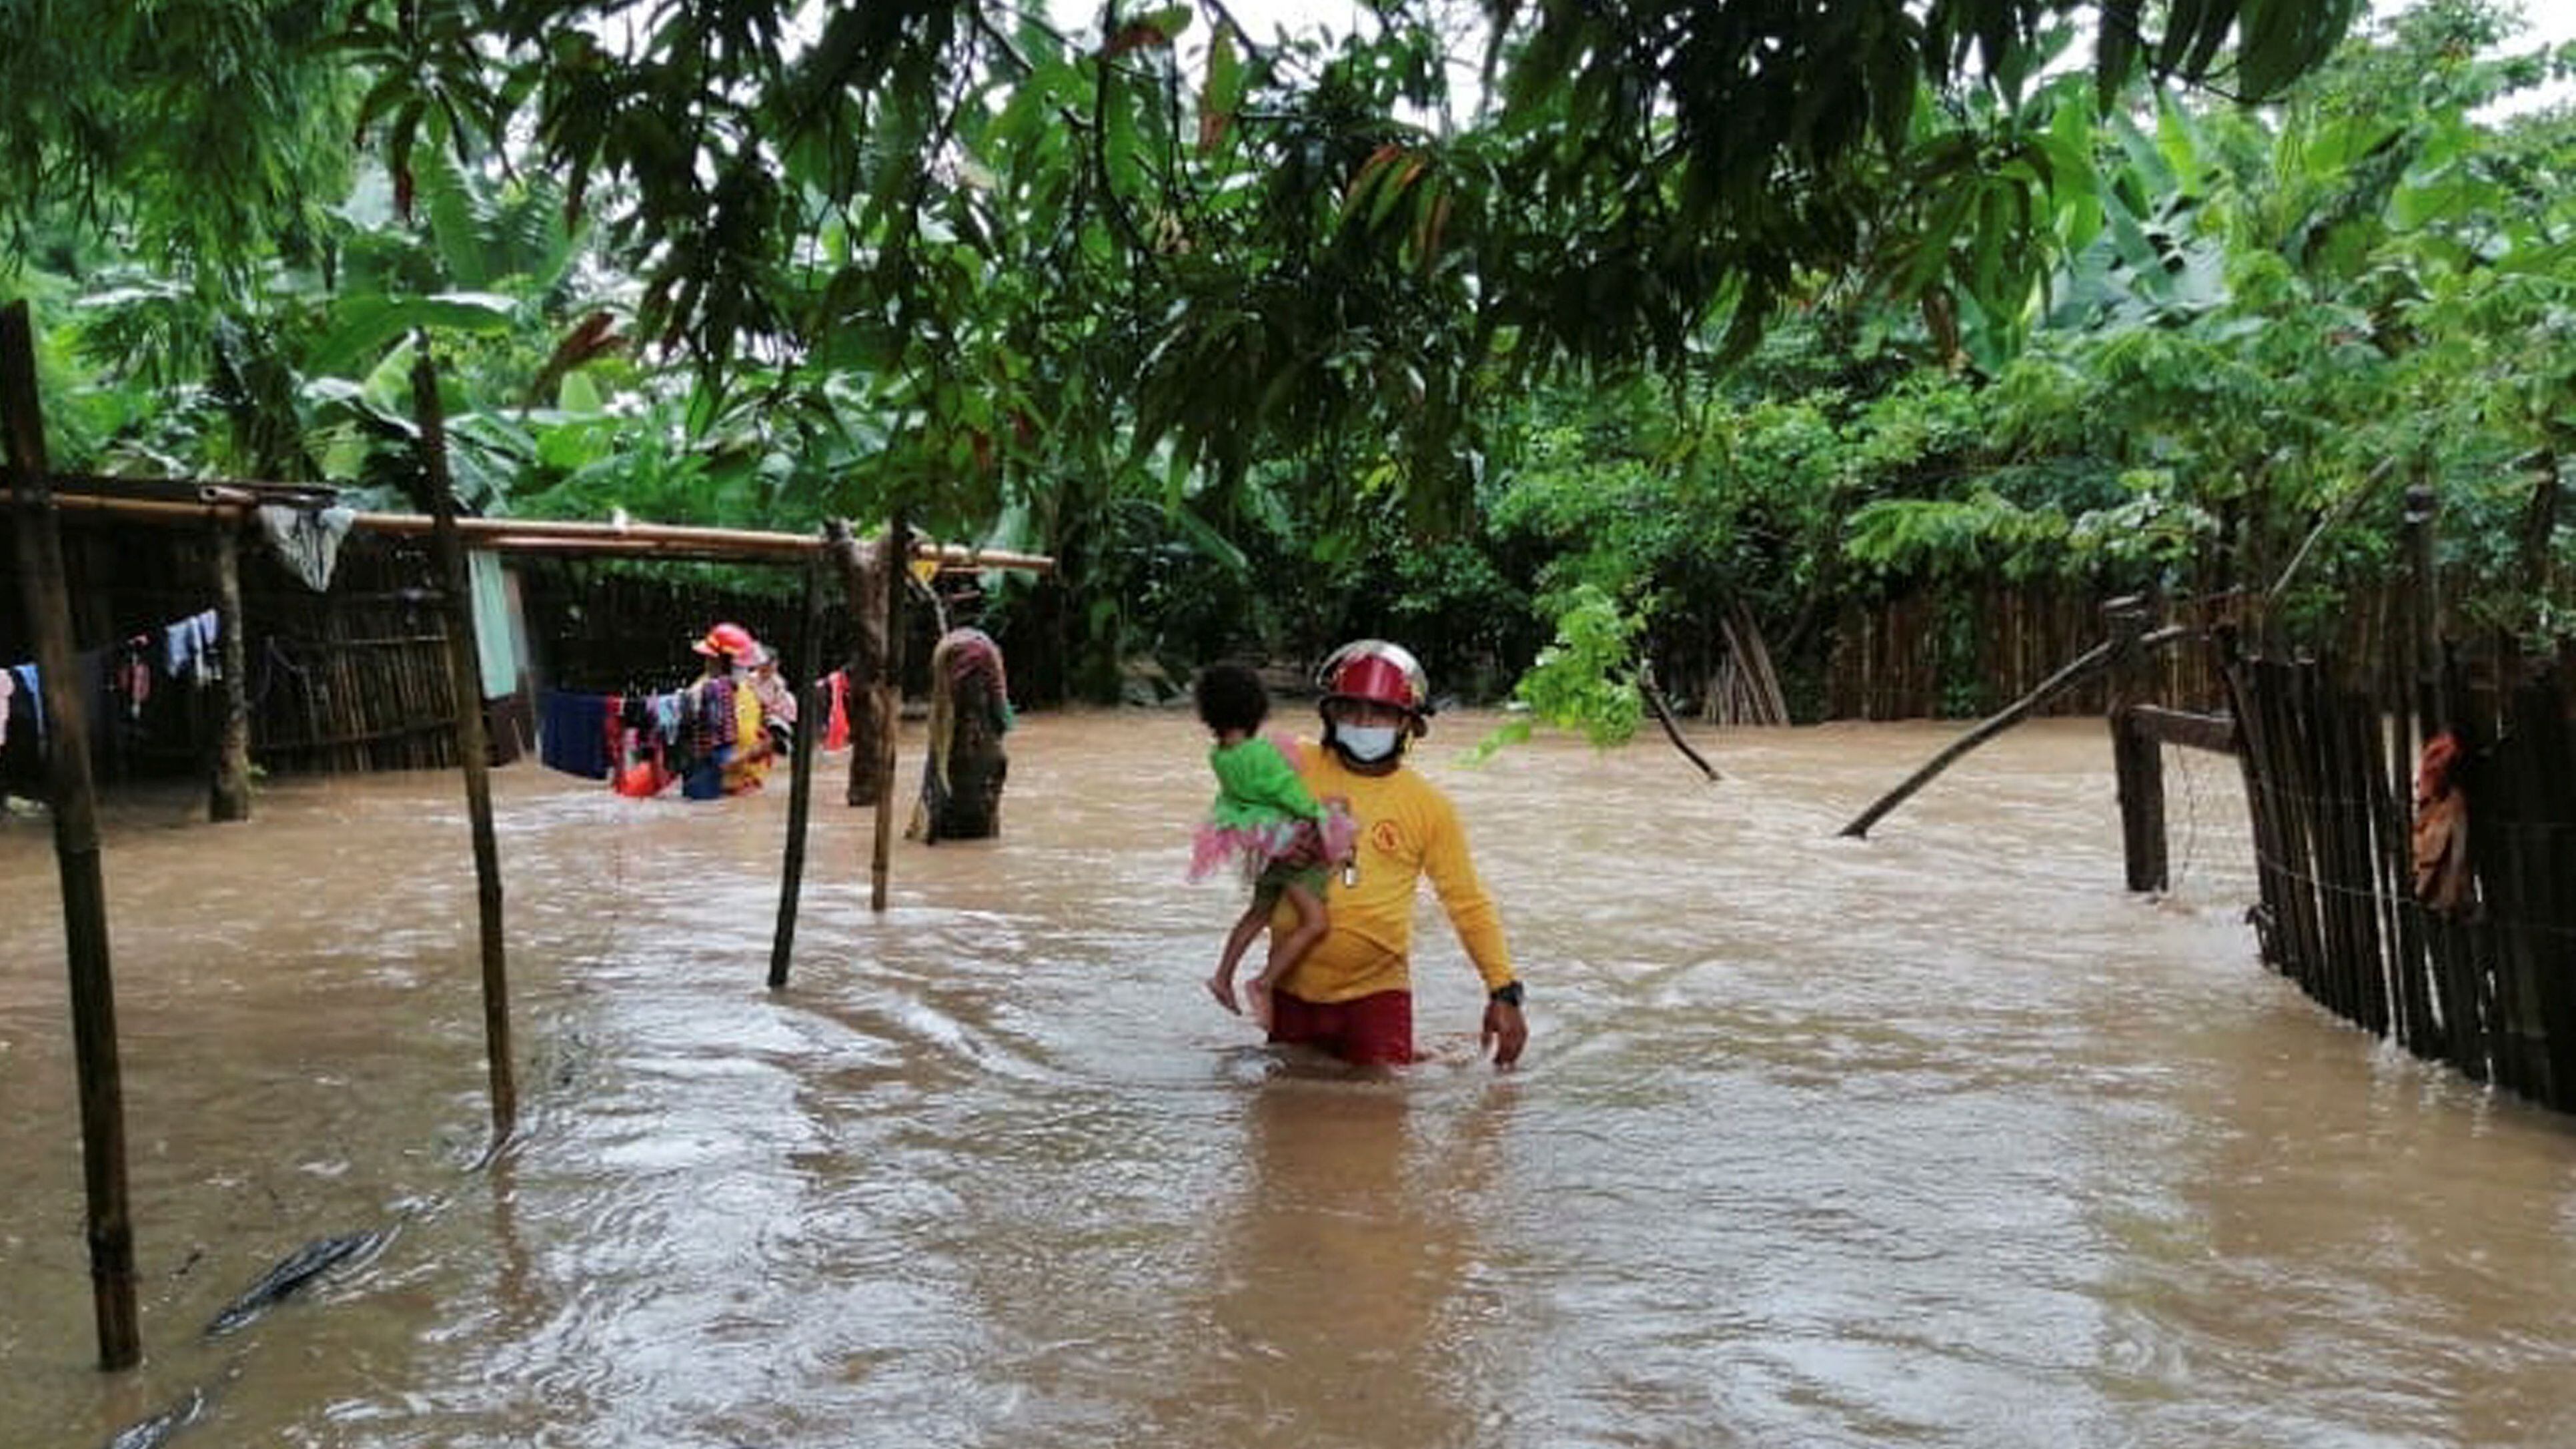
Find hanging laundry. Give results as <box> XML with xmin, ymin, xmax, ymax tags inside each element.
<box><xmin>10</xmin><ymin>662</ymin><xmax>41</xmax><ymax>745</ymax></box>
<box><xmin>614</xmin><ymin>694</ymin><xmax>676</xmax><ymax>798</ymax></box>
<box><xmin>822</xmin><ymin>669</ymin><xmax>852</xmax><ymax>753</ymax></box>
<box><xmin>163</xmin><ymin>609</ymin><xmax>221</xmax><ymax>685</ymax></box>
<box><xmin>680</xmin><ymin>676</ymin><xmax>738</xmax><ymax>801</ymax></box>
<box><xmin>468</xmin><ymin>551</ymin><xmax>520</xmax><ymax>701</ymax></box>
<box><xmin>257</xmin><ymin>504</ymin><xmax>358</xmax><ymax>592</ymax></box>
<box><xmin>193</xmin><ymin>610</ymin><xmax>221</xmax><ymax>683</ymax></box>
<box><xmin>538</xmin><ymin>690</ymin><xmax>614</xmax><ymax>781</ymax></box>
<box><xmin>115</xmin><ymin>636</ymin><xmax>153</xmax><ymax>720</ymax></box>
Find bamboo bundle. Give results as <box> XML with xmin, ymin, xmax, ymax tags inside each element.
<box><xmin>1701</xmin><ymin>602</ymin><xmax>1789</xmax><ymax>726</ymax></box>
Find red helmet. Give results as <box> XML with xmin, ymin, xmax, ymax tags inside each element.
<box><xmin>1317</xmin><ymin>640</ymin><xmax>1431</xmax><ymax>722</ymax></box>
<box><xmin>693</xmin><ymin>622</ymin><xmax>758</xmax><ymax>660</ymax></box>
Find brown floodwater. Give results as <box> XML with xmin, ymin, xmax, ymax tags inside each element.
<box><xmin>3</xmin><ymin>712</ymin><xmax>2573</xmax><ymax>1448</ymax></box>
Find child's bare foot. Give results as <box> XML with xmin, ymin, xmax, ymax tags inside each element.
<box><xmin>1206</xmin><ymin>974</ymin><xmax>1240</xmax><ymax>1014</ymax></box>
<box><xmin>1245</xmin><ymin>977</ymin><xmax>1275</xmax><ymax>1029</ymax></box>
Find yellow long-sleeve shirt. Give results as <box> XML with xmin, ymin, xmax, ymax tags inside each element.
<box><xmin>1271</xmin><ymin>742</ymin><xmax>1515</xmax><ymax>1003</ymax></box>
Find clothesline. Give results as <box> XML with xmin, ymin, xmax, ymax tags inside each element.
<box><xmin>1</xmin><ymin>604</ymin><xmax>222</xmax><ymax>755</ymax></box>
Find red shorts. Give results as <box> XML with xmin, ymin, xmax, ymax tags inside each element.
<box><xmin>1267</xmin><ymin>989</ymin><xmax>1413</xmax><ymax>1066</ymax></box>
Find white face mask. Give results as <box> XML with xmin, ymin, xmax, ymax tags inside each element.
<box><xmin>1335</xmin><ymin>724</ymin><xmax>1401</xmax><ymax>763</ymax></box>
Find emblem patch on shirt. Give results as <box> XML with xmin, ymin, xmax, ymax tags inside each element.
<box><xmin>1369</xmin><ymin>819</ymin><xmax>1403</xmax><ymax>855</ymax></box>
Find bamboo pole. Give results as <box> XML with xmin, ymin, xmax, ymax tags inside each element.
<box><xmin>412</xmin><ymin>348</ymin><xmax>516</xmax><ymax>1143</ymax></box>
<box><xmin>2222</xmin><ymin>651</ymin><xmax>2286</xmax><ymax>972</ymax></box>
<box><xmin>769</xmin><ymin>555</ymin><xmax>826</xmax><ymax>989</ymax></box>
<box><xmin>2356</xmin><ymin>686</ymin><xmax>2422</xmax><ymax>1051</ymax></box>
<box><xmin>871</xmin><ymin>518</ymin><xmax>911</xmax><ymax>913</ymax></box>
<box><xmin>351</xmin><ymin>509</ymin><xmax>1051</xmax><ymax>571</ymax></box>
<box><xmin>1838</xmin><ymin>624</ymin><xmax>2188</xmax><ymax>839</ymax></box>
<box><xmin>209</xmin><ymin>516</ymin><xmax>253</xmax><ymax>821</ymax></box>
<box><xmin>2</xmin><ymin>300</ymin><xmax>140</xmax><ymax>1371</ymax></box>
<box><xmin>2405</xmin><ymin>484</ymin><xmax>2444</xmax><ymax>732</ymax></box>
<box><xmin>0</xmin><ymin>487</ymin><xmax>1053</xmax><ymax>572</ymax></box>
<box><xmin>2313</xmin><ymin>672</ymin><xmax>2371</xmax><ymax>1029</ymax></box>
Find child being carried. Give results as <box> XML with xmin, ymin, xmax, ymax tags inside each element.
<box><xmin>1188</xmin><ymin>663</ymin><xmax>1357</xmax><ymax>1026</ymax></box>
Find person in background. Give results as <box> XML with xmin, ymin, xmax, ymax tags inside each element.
<box><xmin>1188</xmin><ymin>662</ymin><xmax>1357</xmax><ymax>1026</ymax></box>
<box><xmin>739</xmin><ymin>641</ymin><xmax>798</xmax><ymax>775</ymax></box>
<box><xmin>678</xmin><ymin>621</ymin><xmax>767</xmax><ymax>799</ymax></box>
<box><xmin>908</xmin><ymin>625</ymin><xmax>1013</xmax><ymax>841</ymax></box>
<box><xmin>1267</xmin><ymin>640</ymin><xmax>1527</xmax><ymax>1069</ymax></box>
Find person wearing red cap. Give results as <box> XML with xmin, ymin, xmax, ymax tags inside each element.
<box><xmin>694</xmin><ymin>622</ymin><xmax>758</xmax><ymax>662</ymax></box>
<box><xmin>1263</xmin><ymin>640</ymin><xmax>1527</xmax><ymax>1069</ymax></box>
<box><xmin>678</xmin><ymin>622</ymin><xmax>781</xmax><ymax>799</ymax></box>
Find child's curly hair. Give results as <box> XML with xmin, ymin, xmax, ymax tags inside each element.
<box><xmin>1193</xmin><ymin>662</ymin><xmax>1269</xmax><ymax>735</ymax></box>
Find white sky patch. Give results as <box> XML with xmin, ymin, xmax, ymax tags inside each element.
<box><xmin>2477</xmin><ymin>0</ymin><xmax>2576</xmax><ymax>113</ymax></box>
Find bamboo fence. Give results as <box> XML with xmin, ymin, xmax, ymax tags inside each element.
<box><xmin>2226</xmin><ymin>652</ymin><xmax>2576</xmax><ymax>1113</ymax></box>
<box><xmin>1829</xmin><ymin>581</ymin><xmax>2250</xmax><ymax>720</ymax></box>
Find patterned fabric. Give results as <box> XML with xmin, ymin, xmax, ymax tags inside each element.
<box><xmin>686</xmin><ymin>676</ymin><xmax>738</xmax><ymax>757</ymax></box>
<box><xmin>926</xmin><ymin>628</ymin><xmax>1012</xmax><ymax>793</ymax></box>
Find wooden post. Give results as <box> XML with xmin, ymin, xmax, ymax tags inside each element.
<box><xmin>2105</xmin><ymin>597</ymin><xmax>2168</xmax><ymax>893</ymax></box>
<box><xmin>2</xmin><ymin>300</ymin><xmax>141</xmax><ymax>1371</ymax></box>
<box><xmin>412</xmin><ymin>347</ymin><xmax>516</xmax><ymax>1142</ymax></box>
<box><xmin>2404</xmin><ymin>483</ymin><xmax>2444</xmax><ymax>731</ymax></box>
<box><xmin>769</xmin><ymin>556</ymin><xmax>826</xmax><ymax>989</ymax></box>
<box><xmin>871</xmin><ymin>517</ymin><xmax>911</xmax><ymax>913</ymax></box>
<box><xmin>209</xmin><ymin>516</ymin><xmax>253</xmax><ymax>821</ymax></box>
<box><xmin>821</xmin><ymin>519</ymin><xmax>888</xmax><ymax>807</ymax></box>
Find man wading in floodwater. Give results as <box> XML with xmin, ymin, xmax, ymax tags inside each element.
<box><xmin>1263</xmin><ymin>640</ymin><xmax>1527</xmax><ymax>1069</ymax></box>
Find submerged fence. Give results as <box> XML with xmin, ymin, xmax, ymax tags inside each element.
<box><xmin>2225</xmin><ymin>654</ymin><xmax>2576</xmax><ymax>1114</ymax></box>
<box><xmin>1830</xmin><ymin>582</ymin><xmax>2232</xmax><ymax>720</ymax></box>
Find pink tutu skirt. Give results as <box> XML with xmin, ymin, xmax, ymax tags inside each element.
<box><xmin>1188</xmin><ymin>805</ymin><xmax>1358</xmax><ymax>885</ymax></box>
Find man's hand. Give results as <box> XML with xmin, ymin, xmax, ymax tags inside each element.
<box><xmin>1481</xmin><ymin>998</ymin><xmax>1527</xmax><ymax>1069</ymax></box>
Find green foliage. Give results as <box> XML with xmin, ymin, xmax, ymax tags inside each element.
<box><xmin>1842</xmin><ymin>492</ymin><xmax>2072</xmax><ymax>582</ymax></box>
<box><xmin>1463</xmin><ymin>583</ymin><xmax>1644</xmax><ymax>759</ymax></box>
<box><xmin>10</xmin><ymin>0</ymin><xmax>2569</xmax><ymax>717</ymax></box>
<box><xmin>0</xmin><ymin>0</ymin><xmax>363</xmax><ymax>272</ymax></box>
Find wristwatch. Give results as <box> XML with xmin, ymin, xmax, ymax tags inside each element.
<box><xmin>1489</xmin><ymin>981</ymin><xmax>1524</xmax><ymax>1008</ymax></box>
